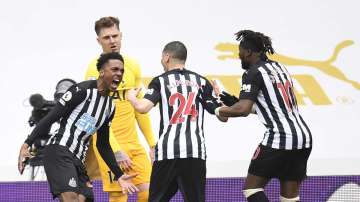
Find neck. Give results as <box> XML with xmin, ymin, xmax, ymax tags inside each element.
<box><xmin>250</xmin><ymin>57</ymin><xmax>261</xmax><ymax>65</ymax></box>
<box><xmin>167</xmin><ymin>63</ymin><xmax>185</xmax><ymax>71</ymax></box>
<box><xmin>97</xmin><ymin>79</ymin><xmax>109</xmax><ymax>96</ymax></box>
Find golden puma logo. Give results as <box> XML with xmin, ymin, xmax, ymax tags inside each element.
<box><xmin>215</xmin><ymin>40</ymin><xmax>360</xmax><ymax>90</ymax></box>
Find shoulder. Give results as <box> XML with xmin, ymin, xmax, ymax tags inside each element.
<box><xmin>185</xmin><ymin>69</ymin><xmax>210</xmax><ymax>84</ymax></box>
<box><xmin>85</xmin><ymin>56</ymin><xmax>100</xmax><ymax>80</ymax></box>
<box><xmin>123</xmin><ymin>55</ymin><xmax>141</xmax><ymax>72</ymax></box>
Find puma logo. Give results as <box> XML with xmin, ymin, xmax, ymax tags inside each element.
<box><xmin>215</xmin><ymin>40</ymin><xmax>360</xmax><ymax>90</ymax></box>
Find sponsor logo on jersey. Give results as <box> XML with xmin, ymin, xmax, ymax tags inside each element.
<box><xmin>146</xmin><ymin>88</ymin><xmax>154</xmax><ymax>95</ymax></box>
<box><xmin>68</xmin><ymin>177</ymin><xmax>77</xmax><ymax>188</ymax></box>
<box><xmin>75</xmin><ymin>113</ymin><xmax>97</xmax><ymax>135</ymax></box>
<box><xmin>241</xmin><ymin>84</ymin><xmax>251</xmax><ymax>93</ymax></box>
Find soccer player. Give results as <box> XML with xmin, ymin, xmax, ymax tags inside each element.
<box><xmin>127</xmin><ymin>41</ymin><xmax>226</xmax><ymax>202</ymax></box>
<box><xmin>214</xmin><ymin>30</ymin><xmax>312</xmax><ymax>202</ymax></box>
<box><xmin>18</xmin><ymin>52</ymin><xmax>139</xmax><ymax>201</ymax></box>
<box><xmin>84</xmin><ymin>16</ymin><xmax>155</xmax><ymax>202</ymax></box>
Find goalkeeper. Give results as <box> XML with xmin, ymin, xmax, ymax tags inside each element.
<box><xmin>84</xmin><ymin>16</ymin><xmax>156</xmax><ymax>202</ymax></box>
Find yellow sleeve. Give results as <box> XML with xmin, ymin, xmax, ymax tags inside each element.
<box><xmin>85</xmin><ymin>58</ymin><xmax>99</xmax><ymax>80</ymax></box>
<box><xmin>130</xmin><ymin>59</ymin><xmax>157</xmax><ymax>147</ymax></box>
<box><xmin>109</xmin><ymin>129</ymin><xmax>122</xmax><ymax>152</ymax></box>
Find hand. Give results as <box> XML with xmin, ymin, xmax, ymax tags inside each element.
<box><xmin>220</xmin><ymin>91</ymin><xmax>239</xmax><ymax>106</ymax></box>
<box><xmin>18</xmin><ymin>143</ymin><xmax>33</xmax><ymax>174</ymax></box>
<box><xmin>118</xmin><ymin>173</ymin><xmax>139</xmax><ymax>194</ymax></box>
<box><xmin>210</xmin><ymin>79</ymin><xmax>221</xmax><ymax>97</ymax></box>
<box><xmin>149</xmin><ymin>146</ymin><xmax>155</xmax><ymax>164</ymax></box>
<box><xmin>127</xmin><ymin>88</ymin><xmax>141</xmax><ymax>101</ymax></box>
<box><xmin>114</xmin><ymin>151</ymin><xmax>132</xmax><ymax>172</ymax></box>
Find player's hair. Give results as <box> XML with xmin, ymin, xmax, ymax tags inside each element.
<box><xmin>96</xmin><ymin>52</ymin><xmax>124</xmax><ymax>71</ymax></box>
<box><xmin>95</xmin><ymin>16</ymin><xmax>120</xmax><ymax>36</ymax></box>
<box><xmin>163</xmin><ymin>41</ymin><xmax>187</xmax><ymax>62</ymax></box>
<box><xmin>235</xmin><ymin>30</ymin><xmax>275</xmax><ymax>59</ymax></box>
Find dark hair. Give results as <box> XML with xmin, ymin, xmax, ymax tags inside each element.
<box><xmin>235</xmin><ymin>30</ymin><xmax>275</xmax><ymax>59</ymax></box>
<box><xmin>95</xmin><ymin>16</ymin><xmax>120</xmax><ymax>36</ymax></box>
<box><xmin>163</xmin><ymin>41</ymin><xmax>187</xmax><ymax>62</ymax></box>
<box><xmin>96</xmin><ymin>52</ymin><xmax>124</xmax><ymax>71</ymax></box>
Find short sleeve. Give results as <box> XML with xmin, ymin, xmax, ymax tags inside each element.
<box><xmin>144</xmin><ymin>77</ymin><xmax>161</xmax><ymax>105</ymax></box>
<box><xmin>239</xmin><ymin>68</ymin><xmax>263</xmax><ymax>101</ymax></box>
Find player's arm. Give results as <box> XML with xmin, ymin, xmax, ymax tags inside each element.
<box><xmin>127</xmin><ymin>77</ymin><xmax>160</xmax><ymax>114</ymax></box>
<box><xmin>216</xmin><ymin>69</ymin><xmax>261</xmax><ymax>117</ymax></box>
<box><xmin>96</xmin><ymin>109</ymin><xmax>139</xmax><ymax>194</ymax></box>
<box><xmin>132</xmin><ymin>63</ymin><xmax>156</xmax><ymax>147</ymax></box>
<box><xmin>198</xmin><ymin>79</ymin><xmax>227</xmax><ymax>122</ymax></box>
<box><xmin>19</xmin><ymin>85</ymin><xmax>85</xmax><ymax>174</ymax></box>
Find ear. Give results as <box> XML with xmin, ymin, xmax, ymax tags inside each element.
<box><xmin>99</xmin><ymin>70</ymin><xmax>104</xmax><ymax>77</ymax></box>
<box><xmin>97</xmin><ymin>37</ymin><xmax>100</xmax><ymax>45</ymax></box>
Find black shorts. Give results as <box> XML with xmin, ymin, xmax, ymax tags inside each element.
<box><xmin>248</xmin><ymin>144</ymin><xmax>312</xmax><ymax>181</ymax></box>
<box><xmin>149</xmin><ymin>158</ymin><xmax>206</xmax><ymax>202</ymax></box>
<box><xmin>43</xmin><ymin>144</ymin><xmax>94</xmax><ymax>199</ymax></box>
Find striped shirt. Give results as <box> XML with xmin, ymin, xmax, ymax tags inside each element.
<box><xmin>239</xmin><ymin>60</ymin><xmax>312</xmax><ymax>150</ymax></box>
<box><xmin>144</xmin><ymin>68</ymin><xmax>220</xmax><ymax>161</ymax></box>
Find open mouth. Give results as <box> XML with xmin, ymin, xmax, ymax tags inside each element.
<box><xmin>111</xmin><ymin>79</ymin><xmax>120</xmax><ymax>90</ymax></box>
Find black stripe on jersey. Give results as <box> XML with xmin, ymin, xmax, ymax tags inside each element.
<box><xmin>173</xmin><ymin>73</ymin><xmax>182</xmax><ymax>158</ymax></box>
<box><xmin>299</xmin><ymin>115</ymin><xmax>312</xmax><ymax>147</ymax></box>
<box><xmin>194</xmin><ymin>75</ymin><xmax>203</xmax><ymax>158</ymax></box>
<box><xmin>260</xmin><ymin>65</ymin><xmax>287</xmax><ymax>148</ymax></box>
<box><xmin>269</xmin><ymin>62</ymin><xmax>298</xmax><ymax>148</ymax></box>
<box><xmin>184</xmin><ymin>73</ymin><xmax>193</xmax><ymax>157</ymax></box>
<box><xmin>65</xmin><ymin>89</ymin><xmax>93</xmax><ymax>147</ymax></box>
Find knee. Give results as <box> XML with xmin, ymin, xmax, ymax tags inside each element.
<box><xmin>137</xmin><ymin>190</ymin><xmax>149</xmax><ymax>202</ymax></box>
<box><xmin>280</xmin><ymin>196</ymin><xmax>300</xmax><ymax>202</ymax></box>
<box><xmin>60</xmin><ymin>192</ymin><xmax>78</xmax><ymax>202</ymax></box>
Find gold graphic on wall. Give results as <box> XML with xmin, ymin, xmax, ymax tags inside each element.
<box><xmin>215</xmin><ymin>40</ymin><xmax>360</xmax><ymax>90</ymax></box>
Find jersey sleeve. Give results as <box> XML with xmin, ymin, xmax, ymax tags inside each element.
<box><xmin>143</xmin><ymin>77</ymin><xmax>161</xmax><ymax>105</ymax></box>
<box><xmin>96</xmin><ymin>107</ymin><xmax>124</xmax><ymax>180</ymax></box>
<box><xmin>239</xmin><ymin>68</ymin><xmax>263</xmax><ymax>101</ymax></box>
<box><xmin>198</xmin><ymin>78</ymin><xmax>221</xmax><ymax>115</ymax></box>
<box><xmin>25</xmin><ymin>85</ymin><xmax>86</xmax><ymax>145</ymax></box>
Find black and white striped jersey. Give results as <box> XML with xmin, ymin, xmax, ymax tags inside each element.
<box><xmin>239</xmin><ymin>60</ymin><xmax>312</xmax><ymax>150</ymax></box>
<box><xmin>144</xmin><ymin>68</ymin><xmax>220</xmax><ymax>161</ymax></box>
<box><xmin>26</xmin><ymin>80</ymin><xmax>115</xmax><ymax>162</ymax></box>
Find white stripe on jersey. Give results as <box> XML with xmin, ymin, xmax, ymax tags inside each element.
<box><xmin>178</xmin><ymin>74</ymin><xmax>188</xmax><ymax>158</ymax></box>
<box><xmin>166</xmin><ymin>74</ymin><xmax>177</xmax><ymax>159</ymax></box>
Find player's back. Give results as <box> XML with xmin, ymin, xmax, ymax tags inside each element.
<box><xmin>251</xmin><ymin>60</ymin><xmax>312</xmax><ymax>150</ymax></box>
<box><xmin>150</xmin><ymin>68</ymin><xmax>216</xmax><ymax>161</ymax></box>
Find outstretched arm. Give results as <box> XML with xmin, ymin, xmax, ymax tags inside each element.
<box><xmin>127</xmin><ymin>88</ymin><xmax>155</xmax><ymax>114</ymax></box>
